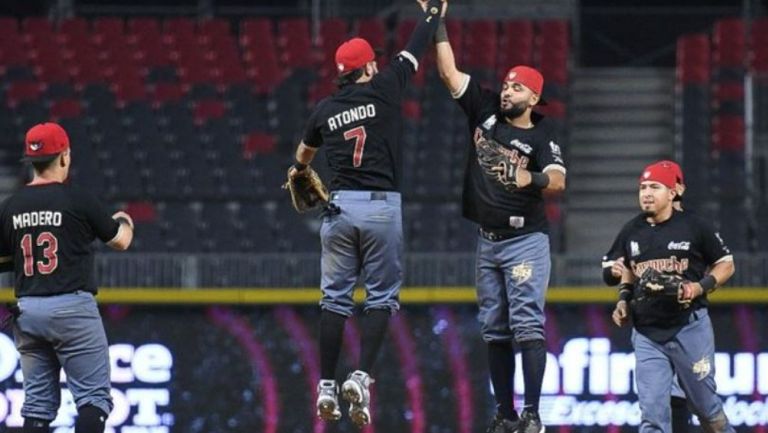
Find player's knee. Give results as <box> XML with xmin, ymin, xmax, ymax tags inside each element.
<box><xmin>23</xmin><ymin>417</ymin><xmax>51</xmax><ymax>433</ymax></box>
<box><xmin>75</xmin><ymin>405</ymin><xmax>108</xmax><ymax>433</ymax></box>
<box><xmin>699</xmin><ymin>410</ymin><xmax>730</xmax><ymax>433</ymax></box>
<box><xmin>517</xmin><ymin>338</ymin><xmax>545</xmax><ymax>349</ymax></box>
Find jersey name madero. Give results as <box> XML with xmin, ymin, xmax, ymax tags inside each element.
<box><xmin>454</xmin><ymin>75</ymin><xmax>566</xmax><ymax>235</ymax></box>
<box><xmin>302</xmin><ymin>52</ymin><xmax>419</xmax><ymax>192</ymax></box>
<box><xmin>0</xmin><ymin>183</ymin><xmax>120</xmax><ymax>298</ymax></box>
<box><xmin>622</xmin><ymin>210</ymin><xmax>733</xmax><ymax>342</ymax></box>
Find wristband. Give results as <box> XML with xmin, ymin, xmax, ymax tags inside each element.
<box><xmin>699</xmin><ymin>275</ymin><xmax>717</xmax><ymax>293</ymax></box>
<box><xmin>618</xmin><ymin>282</ymin><xmax>633</xmax><ymax>302</ymax></box>
<box><xmin>115</xmin><ymin>216</ymin><xmax>132</xmax><ymax>228</ymax></box>
<box><xmin>435</xmin><ymin>18</ymin><xmax>448</xmax><ymax>43</ymax></box>
<box><xmin>530</xmin><ymin>172</ymin><xmax>550</xmax><ymax>189</ymax></box>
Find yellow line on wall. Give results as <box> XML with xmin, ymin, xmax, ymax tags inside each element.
<box><xmin>2</xmin><ymin>287</ymin><xmax>767</xmax><ymax>304</ymax></box>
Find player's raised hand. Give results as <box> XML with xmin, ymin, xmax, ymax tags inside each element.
<box><xmin>612</xmin><ymin>300</ymin><xmax>629</xmax><ymax>327</ymax></box>
<box><xmin>611</xmin><ymin>257</ymin><xmax>627</xmax><ymax>278</ymax></box>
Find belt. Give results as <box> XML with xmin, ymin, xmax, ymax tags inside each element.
<box><xmin>330</xmin><ymin>192</ymin><xmax>389</xmax><ymax>201</ymax></box>
<box><xmin>479</xmin><ymin>227</ymin><xmax>519</xmax><ymax>242</ymax></box>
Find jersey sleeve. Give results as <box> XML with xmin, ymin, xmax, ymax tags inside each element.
<box><xmin>371</xmin><ymin>53</ymin><xmax>418</xmax><ymax>103</ymax></box>
<box><xmin>696</xmin><ymin>218</ymin><xmax>733</xmax><ymax>265</ymax></box>
<box><xmin>454</xmin><ymin>75</ymin><xmax>499</xmax><ymax>127</ymax></box>
<box><xmin>535</xmin><ymin>124</ymin><xmax>567</xmax><ymax>175</ymax></box>
<box><xmin>75</xmin><ymin>189</ymin><xmax>120</xmax><ymax>243</ymax></box>
<box><xmin>302</xmin><ymin>105</ymin><xmax>324</xmax><ymax>148</ymax></box>
<box><xmin>601</xmin><ymin>222</ymin><xmax>630</xmax><ymax>286</ymax></box>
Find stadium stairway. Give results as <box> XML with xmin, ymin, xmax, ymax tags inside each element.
<box><xmin>565</xmin><ymin>67</ymin><xmax>675</xmax><ymax>254</ymax></box>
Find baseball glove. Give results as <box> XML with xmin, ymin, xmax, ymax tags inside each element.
<box><xmin>637</xmin><ymin>268</ymin><xmax>685</xmax><ymax>298</ymax></box>
<box><xmin>475</xmin><ymin>136</ymin><xmax>519</xmax><ymax>190</ymax></box>
<box><xmin>283</xmin><ymin>165</ymin><xmax>330</xmax><ymax>213</ymax></box>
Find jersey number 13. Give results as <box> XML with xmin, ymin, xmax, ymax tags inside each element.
<box><xmin>20</xmin><ymin>232</ymin><xmax>59</xmax><ymax>276</ymax></box>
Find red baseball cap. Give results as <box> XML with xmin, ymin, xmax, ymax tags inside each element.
<box><xmin>657</xmin><ymin>159</ymin><xmax>684</xmax><ymax>185</ymax></box>
<box><xmin>22</xmin><ymin>122</ymin><xmax>70</xmax><ymax>163</ymax></box>
<box><xmin>639</xmin><ymin>161</ymin><xmax>679</xmax><ymax>189</ymax></box>
<box><xmin>335</xmin><ymin>38</ymin><xmax>375</xmax><ymax>74</ymax></box>
<box><xmin>504</xmin><ymin>65</ymin><xmax>547</xmax><ymax>105</ymax></box>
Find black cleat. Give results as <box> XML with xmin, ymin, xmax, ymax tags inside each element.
<box><xmin>486</xmin><ymin>413</ymin><xmax>519</xmax><ymax>433</ymax></box>
<box><xmin>518</xmin><ymin>409</ymin><xmax>545</xmax><ymax>433</ymax></box>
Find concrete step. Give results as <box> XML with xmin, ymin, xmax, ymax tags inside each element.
<box><xmin>572</xmin><ymin>68</ymin><xmax>673</xmax><ymax>80</ymax></box>
<box><xmin>569</xmin><ymin>141</ymin><xmax>670</xmax><ymax>158</ymax></box>
<box><xmin>570</xmin><ymin>126</ymin><xmax>673</xmax><ymax>143</ymax></box>
<box><xmin>567</xmin><ymin>175</ymin><xmax>639</xmax><ymax>193</ymax></box>
<box><xmin>566</xmin><ymin>193</ymin><xmax>639</xmax><ymax>211</ymax></box>
<box><xmin>571</xmin><ymin>109</ymin><xmax>673</xmax><ymax>126</ymax></box>
<box><xmin>573</xmin><ymin>93</ymin><xmax>674</xmax><ymax>109</ymax></box>
<box><xmin>567</xmin><ymin>157</ymin><xmax>655</xmax><ymax>176</ymax></box>
<box><xmin>572</xmin><ymin>77</ymin><xmax>673</xmax><ymax>94</ymax></box>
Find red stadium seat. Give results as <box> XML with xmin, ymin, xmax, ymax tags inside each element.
<box><xmin>150</xmin><ymin>82</ymin><xmax>185</xmax><ymax>107</ymax></box>
<box><xmin>34</xmin><ymin>64</ymin><xmax>70</xmax><ymax>84</ymax></box>
<box><xmin>0</xmin><ymin>17</ymin><xmax>19</xmax><ymax>37</ymax></box>
<box><xmin>242</xmin><ymin>132</ymin><xmax>277</xmax><ymax>157</ymax></box>
<box><xmin>164</xmin><ymin>17</ymin><xmax>195</xmax><ymax>38</ymax></box>
<box><xmin>124</xmin><ymin>202</ymin><xmax>158</xmax><ymax>223</ymax></box>
<box><xmin>712</xmin><ymin>18</ymin><xmax>745</xmax><ymax>68</ymax></box>
<box><xmin>50</xmin><ymin>99</ymin><xmax>83</xmax><ymax>120</ymax></box>
<box><xmin>712</xmin><ymin>82</ymin><xmax>744</xmax><ymax>102</ymax></box>
<box><xmin>277</xmin><ymin>18</ymin><xmax>312</xmax><ymax>68</ymax></box>
<box><xmin>711</xmin><ymin>114</ymin><xmax>745</xmax><ymax>151</ymax></box>
<box><xmin>93</xmin><ymin>17</ymin><xmax>124</xmax><ymax>38</ymax></box>
<box><xmin>59</xmin><ymin>18</ymin><xmax>89</xmax><ymax>38</ymax></box>
<box><xmin>6</xmin><ymin>81</ymin><xmax>44</xmax><ymax>108</ymax></box>
<box><xmin>199</xmin><ymin>18</ymin><xmax>231</xmax><ymax>37</ymax></box>
<box><xmin>22</xmin><ymin>17</ymin><xmax>54</xmax><ymax>36</ymax></box>
<box><xmin>319</xmin><ymin>18</ymin><xmax>348</xmax><ymax>48</ymax></box>
<box><xmin>194</xmin><ymin>100</ymin><xmax>227</xmax><ymax>125</ymax></box>
<box><xmin>127</xmin><ymin>17</ymin><xmax>161</xmax><ymax>37</ymax></box>
<box><xmin>676</xmin><ymin>34</ymin><xmax>710</xmax><ymax>84</ymax></box>
<box><xmin>240</xmin><ymin>18</ymin><xmax>272</xmax><ymax>39</ymax></box>
<box><xmin>113</xmin><ymin>80</ymin><xmax>146</xmax><ymax>107</ymax></box>
<box><xmin>498</xmin><ymin>20</ymin><xmax>534</xmax><ymax>68</ymax></box>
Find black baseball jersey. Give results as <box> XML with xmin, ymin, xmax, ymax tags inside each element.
<box><xmin>620</xmin><ymin>210</ymin><xmax>732</xmax><ymax>342</ymax></box>
<box><xmin>0</xmin><ymin>183</ymin><xmax>120</xmax><ymax>297</ymax></box>
<box><xmin>454</xmin><ymin>75</ymin><xmax>566</xmax><ymax>235</ymax></box>
<box><xmin>601</xmin><ymin>213</ymin><xmax>646</xmax><ymax>285</ymax></box>
<box><xmin>302</xmin><ymin>53</ymin><xmax>418</xmax><ymax>192</ymax></box>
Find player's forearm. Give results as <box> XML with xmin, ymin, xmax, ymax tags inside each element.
<box><xmin>402</xmin><ymin>0</ymin><xmax>441</xmax><ymax>64</ymax></box>
<box><xmin>708</xmin><ymin>259</ymin><xmax>735</xmax><ymax>289</ymax></box>
<box><xmin>295</xmin><ymin>142</ymin><xmax>317</xmax><ymax>166</ymax></box>
<box><xmin>543</xmin><ymin>170</ymin><xmax>566</xmax><ymax>192</ymax></box>
<box><xmin>435</xmin><ymin>39</ymin><xmax>465</xmax><ymax>93</ymax></box>
<box><xmin>107</xmin><ymin>222</ymin><xmax>133</xmax><ymax>251</ymax></box>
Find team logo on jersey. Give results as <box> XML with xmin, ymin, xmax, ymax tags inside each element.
<box><xmin>692</xmin><ymin>356</ymin><xmax>711</xmax><ymax>381</ymax></box>
<box><xmin>481</xmin><ymin>114</ymin><xmax>497</xmax><ymax>130</ymax></box>
<box><xmin>667</xmin><ymin>241</ymin><xmax>691</xmax><ymax>251</ymax></box>
<box><xmin>510</xmin><ymin>139</ymin><xmax>532</xmax><ymax>153</ymax></box>
<box><xmin>29</xmin><ymin>141</ymin><xmax>43</xmax><ymax>151</ymax></box>
<box><xmin>510</xmin><ymin>261</ymin><xmax>533</xmax><ymax>284</ymax></box>
<box><xmin>630</xmin><ymin>241</ymin><xmax>640</xmax><ymax>257</ymax></box>
<box><xmin>549</xmin><ymin>141</ymin><xmax>562</xmax><ymax>156</ymax></box>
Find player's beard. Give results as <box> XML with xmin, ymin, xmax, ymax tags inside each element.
<box><xmin>500</xmin><ymin>100</ymin><xmax>529</xmax><ymax>120</ymax></box>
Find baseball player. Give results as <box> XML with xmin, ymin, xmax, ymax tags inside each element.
<box><xmin>611</xmin><ymin>161</ymin><xmax>735</xmax><ymax>433</ymax></box>
<box><xmin>601</xmin><ymin>160</ymin><xmax>691</xmax><ymax>432</ymax></box>
<box><xmin>287</xmin><ymin>0</ymin><xmax>444</xmax><ymax>427</ymax></box>
<box><xmin>0</xmin><ymin>122</ymin><xmax>134</xmax><ymax>433</ymax></box>
<box><xmin>434</xmin><ymin>13</ymin><xmax>566</xmax><ymax>433</ymax></box>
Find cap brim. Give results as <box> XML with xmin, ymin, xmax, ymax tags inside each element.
<box><xmin>21</xmin><ymin>153</ymin><xmax>60</xmax><ymax>163</ymax></box>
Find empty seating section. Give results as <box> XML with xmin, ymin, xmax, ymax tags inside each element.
<box><xmin>675</xmin><ymin>16</ymin><xmax>768</xmax><ymax>250</ymax></box>
<box><xmin>0</xmin><ymin>15</ymin><xmax>570</xmax><ymax>253</ymax></box>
